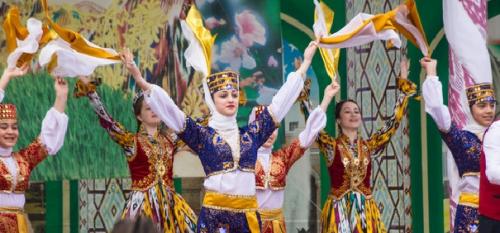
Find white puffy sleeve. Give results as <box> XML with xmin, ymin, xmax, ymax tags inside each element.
<box><xmin>422</xmin><ymin>75</ymin><xmax>451</xmax><ymax>131</ymax></box>
<box><xmin>40</xmin><ymin>107</ymin><xmax>69</xmax><ymax>155</ymax></box>
<box><xmin>484</xmin><ymin>121</ymin><xmax>500</xmax><ymax>185</ymax></box>
<box><xmin>298</xmin><ymin>106</ymin><xmax>327</xmax><ymax>148</ymax></box>
<box><xmin>144</xmin><ymin>84</ymin><xmax>186</xmax><ymax>133</ymax></box>
<box><xmin>269</xmin><ymin>71</ymin><xmax>304</xmax><ymax>121</ymax></box>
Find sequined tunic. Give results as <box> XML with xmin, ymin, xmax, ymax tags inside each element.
<box><xmin>317</xmin><ymin>78</ymin><xmax>416</xmax><ymax>233</ymax></box>
<box><xmin>178</xmin><ymin>107</ymin><xmax>277</xmax><ymax>178</ymax></box>
<box><xmin>441</xmin><ymin>122</ymin><xmax>481</xmax><ymax>232</ymax></box>
<box><xmin>77</xmin><ymin>81</ymin><xmax>197</xmax><ymax>233</ymax></box>
<box><xmin>0</xmin><ymin>140</ymin><xmax>48</xmax><ymax>233</ymax></box>
<box><xmin>178</xmin><ymin>107</ymin><xmax>277</xmax><ymax>233</ymax></box>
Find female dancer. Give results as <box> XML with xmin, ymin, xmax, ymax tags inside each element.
<box><xmin>126</xmin><ymin>41</ymin><xmax>318</xmax><ymax>232</ymax></box>
<box><xmin>75</xmin><ymin>49</ymin><xmax>197</xmax><ymax>233</ymax></box>
<box><xmin>0</xmin><ymin>66</ymin><xmax>69</xmax><ymax>233</ymax></box>
<box><xmin>318</xmin><ymin>59</ymin><xmax>416</xmax><ymax>232</ymax></box>
<box><xmin>253</xmin><ymin>80</ymin><xmax>339</xmax><ymax>233</ymax></box>
<box><xmin>421</xmin><ymin>58</ymin><xmax>495</xmax><ymax>232</ymax></box>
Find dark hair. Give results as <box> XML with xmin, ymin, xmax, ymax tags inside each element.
<box><xmin>133</xmin><ymin>95</ymin><xmax>145</xmax><ymax>130</ymax></box>
<box><xmin>111</xmin><ymin>216</ymin><xmax>159</xmax><ymax>233</ymax></box>
<box><xmin>334</xmin><ymin>99</ymin><xmax>360</xmax><ymax>133</ymax></box>
<box><xmin>335</xmin><ymin>99</ymin><xmax>360</xmax><ymax>119</ymax></box>
<box><xmin>133</xmin><ymin>95</ymin><xmax>168</xmax><ymax>135</ymax></box>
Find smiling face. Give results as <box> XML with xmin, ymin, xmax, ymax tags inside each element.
<box><xmin>0</xmin><ymin>119</ymin><xmax>19</xmax><ymax>148</ymax></box>
<box><xmin>471</xmin><ymin>101</ymin><xmax>496</xmax><ymax>127</ymax></box>
<box><xmin>336</xmin><ymin>100</ymin><xmax>362</xmax><ymax>131</ymax></box>
<box><xmin>213</xmin><ymin>89</ymin><xmax>239</xmax><ymax>116</ymax></box>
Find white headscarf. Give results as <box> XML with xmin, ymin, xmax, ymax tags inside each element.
<box><xmin>181</xmin><ymin>16</ymin><xmax>240</xmax><ymax>158</ymax></box>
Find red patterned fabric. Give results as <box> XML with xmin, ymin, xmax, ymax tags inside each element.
<box><xmin>128</xmin><ymin>133</ymin><xmax>176</xmax><ymax>191</ymax></box>
<box><xmin>0</xmin><ymin>139</ymin><xmax>48</xmax><ymax>192</ymax></box>
<box><xmin>255</xmin><ymin>139</ymin><xmax>305</xmax><ymax>190</ymax></box>
<box><xmin>480</xmin><ymin>149</ymin><xmax>500</xmax><ymax>220</ymax></box>
<box><xmin>327</xmin><ymin>135</ymin><xmax>372</xmax><ymax>199</ymax></box>
<box><xmin>0</xmin><ymin>212</ymin><xmax>19</xmax><ymax>233</ymax></box>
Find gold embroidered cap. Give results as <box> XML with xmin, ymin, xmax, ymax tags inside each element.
<box><xmin>0</xmin><ymin>104</ymin><xmax>17</xmax><ymax>120</ymax></box>
<box><xmin>206</xmin><ymin>70</ymin><xmax>239</xmax><ymax>95</ymax></box>
<box><xmin>466</xmin><ymin>83</ymin><xmax>496</xmax><ymax>106</ymax></box>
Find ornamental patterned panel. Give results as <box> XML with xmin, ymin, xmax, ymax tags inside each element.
<box><xmin>346</xmin><ymin>0</ymin><xmax>412</xmax><ymax>232</ymax></box>
<box><xmin>79</xmin><ymin>178</ymin><xmax>132</xmax><ymax>233</ymax></box>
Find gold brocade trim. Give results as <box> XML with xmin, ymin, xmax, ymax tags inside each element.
<box><xmin>178</xmin><ymin>117</ymin><xmax>190</xmax><ymax>134</ymax></box>
<box><xmin>206</xmin><ymin>71</ymin><xmax>239</xmax><ymax>94</ymax></box>
<box><xmin>202</xmin><ymin>191</ymin><xmax>258</xmax><ymax>212</ymax></box>
<box><xmin>240</xmin><ymin>167</ymin><xmax>255</xmax><ymax>173</ymax></box>
<box><xmin>458</xmin><ymin>192</ymin><xmax>479</xmax><ymax>208</ymax></box>
<box><xmin>255</xmin><ymin>185</ymin><xmax>285</xmax><ymax>191</ymax></box>
<box><xmin>0</xmin><ymin>207</ymin><xmax>23</xmax><ymax>213</ymax></box>
<box><xmin>266</xmin><ymin>106</ymin><xmax>280</xmax><ymax>127</ymax></box>
<box><xmin>260</xmin><ymin>208</ymin><xmax>286</xmax><ymax>233</ymax></box>
<box><xmin>205</xmin><ymin>166</ymin><xmax>255</xmax><ymax>177</ymax></box>
<box><xmin>466</xmin><ymin>84</ymin><xmax>496</xmax><ymax>105</ymax></box>
<box><xmin>329</xmin><ymin>189</ymin><xmax>373</xmax><ymax>201</ymax></box>
<box><xmin>0</xmin><ymin>207</ymin><xmax>29</xmax><ymax>233</ymax></box>
<box><xmin>258</xmin><ymin>208</ymin><xmax>284</xmax><ymax>221</ymax></box>
<box><xmin>462</xmin><ymin>172</ymin><xmax>480</xmax><ymax>177</ymax></box>
<box><xmin>0</xmin><ymin>191</ymin><xmax>25</xmax><ymax>194</ymax></box>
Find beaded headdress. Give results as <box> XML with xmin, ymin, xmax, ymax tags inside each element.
<box><xmin>466</xmin><ymin>83</ymin><xmax>495</xmax><ymax>106</ymax></box>
<box><xmin>0</xmin><ymin>104</ymin><xmax>17</xmax><ymax>120</ymax></box>
<box><xmin>206</xmin><ymin>70</ymin><xmax>239</xmax><ymax>95</ymax></box>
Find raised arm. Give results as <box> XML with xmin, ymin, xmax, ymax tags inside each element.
<box><xmin>75</xmin><ymin>77</ymin><xmax>135</xmax><ymax>156</ymax></box>
<box><xmin>121</xmin><ymin>48</ymin><xmax>207</xmax><ymax>154</ymax></box>
<box><xmin>421</xmin><ymin>58</ymin><xmax>451</xmax><ymax>132</ymax></box>
<box><xmin>0</xmin><ymin>64</ymin><xmax>29</xmax><ymax>102</ymax></box>
<box><xmin>367</xmin><ymin>59</ymin><xmax>417</xmax><ymax>155</ymax></box>
<box><xmin>21</xmin><ymin>77</ymin><xmax>69</xmax><ymax>169</ymax></box>
<box><xmin>276</xmin><ymin>105</ymin><xmax>329</xmax><ymax>169</ymax></box>
<box><xmin>268</xmin><ymin>41</ymin><xmax>318</xmax><ymax>122</ymax></box>
<box><xmin>299</xmin><ymin>80</ymin><xmax>338</xmax><ymax>167</ymax></box>
<box><xmin>299</xmin><ymin>80</ymin><xmax>338</xmax><ymax>148</ymax></box>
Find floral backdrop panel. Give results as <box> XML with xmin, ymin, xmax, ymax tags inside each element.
<box><xmin>196</xmin><ymin>0</ymin><xmax>283</xmax><ymax>124</ymax></box>
<box><xmin>0</xmin><ymin>0</ymin><xmax>283</xmax><ymax>180</ymax></box>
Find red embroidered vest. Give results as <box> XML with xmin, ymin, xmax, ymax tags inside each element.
<box><xmin>127</xmin><ymin>134</ymin><xmax>175</xmax><ymax>191</ymax></box>
<box><xmin>0</xmin><ymin>139</ymin><xmax>48</xmax><ymax>193</ymax></box>
<box><xmin>328</xmin><ymin>136</ymin><xmax>372</xmax><ymax>199</ymax></box>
